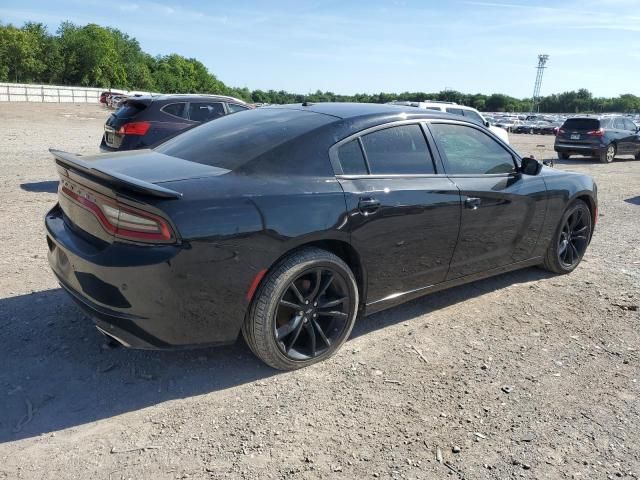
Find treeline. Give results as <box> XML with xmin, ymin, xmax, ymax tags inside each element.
<box><xmin>1</xmin><ymin>21</ymin><xmax>639</xmax><ymax>113</ymax></box>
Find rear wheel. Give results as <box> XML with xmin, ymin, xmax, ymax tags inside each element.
<box><xmin>242</xmin><ymin>248</ymin><xmax>359</xmax><ymax>370</ymax></box>
<box><xmin>599</xmin><ymin>144</ymin><xmax>615</xmax><ymax>163</ymax></box>
<box><xmin>541</xmin><ymin>200</ymin><xmax>592</xmax><ymax>274</ymax></box>
<box><xmin>558</xmin><ymin>152</ymin><xmax>570</xmax><ymax>160</ymax></box>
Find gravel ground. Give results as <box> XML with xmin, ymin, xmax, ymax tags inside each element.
<box><xmin>0</xmin><ymin>103</ymin><xmax>638</xmax><ymax>480</ymax></box>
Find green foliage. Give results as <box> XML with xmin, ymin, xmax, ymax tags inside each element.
<box><xmin>0</xmin><ymin>20</ymin><xmax>638</xmax><ymax>113</ymax></box>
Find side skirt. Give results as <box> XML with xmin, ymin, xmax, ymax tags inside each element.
<box><xmin>364</xmin><ymin>257</ymin><xmax>543</xmax><ymax>316</ymax></box>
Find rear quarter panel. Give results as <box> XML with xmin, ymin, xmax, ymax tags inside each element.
<box><xmin>151</xmin><ymin>173</ymin><xmax>349</xmax><ymax>342</ymax></box>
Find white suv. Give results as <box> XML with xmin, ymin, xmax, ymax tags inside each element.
<box><xmin>387</xmin><ymin>101</ymin><xmax>510</xmax><ymax>144</ymax></box>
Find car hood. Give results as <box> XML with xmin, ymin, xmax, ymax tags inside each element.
<box><xmin>489</xmin><ymin>125</ymin><xmax>510</xmax><ymax>144</ymax></box>
<box><xmin>78</xmin><ymin>149</ymin><xmax>230</xmax><ymax>184</ymax></box>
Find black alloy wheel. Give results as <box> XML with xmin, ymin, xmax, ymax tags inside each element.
<box><xmin>541</xmin><ymin>200</ymin><xmax>592</xmax><ymax>274</ymax></box>
<box><xmin>274</xmin><ymin>268</ymin><xmax>350</xmax><ymax>360</ymax></box>
<box><xmin>242</xmin><ymin>248</ymin><xmax>358</xmax><ymax>370</ymax></box>
<box><xmin>557</xmin><ymin>208</ymin><xmax>590</xmax><ymax>268</ymax></box>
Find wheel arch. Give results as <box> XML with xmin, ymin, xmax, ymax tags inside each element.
<box><xmin>248</xmin><ymin>239</ymin><xmax>367</xmax><ymax>316</ymax></box>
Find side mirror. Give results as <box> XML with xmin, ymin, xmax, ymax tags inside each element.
<box><xmin>521</xmin><ymin>157</ymin><xmax>543</xmax><ymax>175</ymax></box>
<box><xmin>484</xmin><ymin>120</ymin><xmax>490</xmax><ymax>127</ymax></box>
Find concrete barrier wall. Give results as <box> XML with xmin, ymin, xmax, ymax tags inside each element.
<box><xmin>0</xmin><ymin>83</ymin><xmax>128</xmax><ymax>103</ymax></box>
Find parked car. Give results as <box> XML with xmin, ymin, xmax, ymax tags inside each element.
<box><xmin>554</xmin><ymin>116</ymin><xmax>640</xmax><ymax>163</ymax></box>
<box><xmin>47</xmin><ymin>103</ymin><xmax>597</xmax><ymax>370</ymax></box>
<box><xmin>100</xmin><ymin>94</ymin><xmax>252</xmax><ymax>152</ymax></box>
<box><xmin>387</xmin><ymin>101</ymin><xmax>510</xmax><ymax>144</ymax></box>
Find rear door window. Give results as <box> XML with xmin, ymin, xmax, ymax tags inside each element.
<box><xmin>227</xmin><ymin>103</ymin><xmax>249</xmax><ymax>113</ymax></box>
<box><xmin>360</xmin><ymin>124</ymin><xmax>435</xmax><ymax>175</ymax></box>
<box><xmin>161</xmin><ymin>102</ymin><xmax>187</xmax><ymax>119</ymax></box>
<box><xmin>337</xmin><ymin>140</ymin><xmax>368</xmax><ymax>175</ymax></box>
<box><xmin>188</xmin><ymin>102</ymin><xmax>225</xmax><ymax>122</ymax></box>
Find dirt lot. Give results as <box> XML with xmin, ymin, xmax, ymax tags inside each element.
<box><xmin>0</xmin><ymin>103</ymin><xmax>638</xmax><ymax>480</ymax></box>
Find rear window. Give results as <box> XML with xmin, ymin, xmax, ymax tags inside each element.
<box><xmin>562</xmin><ymin>118</ymin><xmax>600</xmax><ymax>131</ymax></box>
<box><xmin>155</xmin><ymin>108</ymin><xmax>333</xmax><ymax>171</ymax></box>
<box><xmin>114</xmin><ymin>102</ymin><xmax>145</xmax><ymax>118</ymax></box>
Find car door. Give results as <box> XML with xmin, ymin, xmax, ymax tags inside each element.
<box><xmin>611</xmin><ymin>117</ymin><xmax>628</xmax><ymax>153</ymax></box>
<box><xmin>330</xmin><ymin>122</ymin><xmax>461</xmax><ymax>304</ymax></box>
<box><xmin>621</xmin><ymin>118</ymin><xmax>640</xmax><ymax>155</ymax></box>
<box><xmin>427</xmin><ymin>121</ymin><xmax>548</xmax><ymax>280</ymax></box>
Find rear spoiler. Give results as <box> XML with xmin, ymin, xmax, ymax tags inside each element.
<box><xmin>49</xmin><ymin>149</ymin><xmax>182</xmax><ymax>199</ymax></box>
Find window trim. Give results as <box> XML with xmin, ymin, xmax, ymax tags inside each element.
<box><xmin>329</xmin><ymin>120</ymin><xmax>440</xmax><ymax>178</ymax></box>
<box><xmin>426</xmin><ymin>120</ymin><xmax>519</xmax><ymax>177</ymax></box>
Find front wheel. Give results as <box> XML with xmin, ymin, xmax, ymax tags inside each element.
<box><xmin>541</xmin><ymin>200</ymin><xmax>592</xmax><ymax>274</ymax></box>
<box><xmin>558</xmin><ymin>152</ymin><xmax>570</xmax><ymax>160</ymax></box>
<box><xmin>242</xmin><ymin>248</ymin><xmax>359</xmax><ymax>370</ymax></box>
<box><xmin>599</xmin><ymin>144</ymin><xmax>615</xmax><ymax>163</ymax></box>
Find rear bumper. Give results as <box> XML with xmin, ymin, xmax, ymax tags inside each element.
<box><xmin>45</xmin><ymin>204</ymin><xmax>242</xmax><ymax>349</ymax></box>
<box><xmin>554</xmin><ymin>142</ymin><xmax>605</xmax><ymax>154</ymax></box>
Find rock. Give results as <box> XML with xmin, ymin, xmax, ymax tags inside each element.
<box><xmin>523</xmin><ymin>464</ymin><xmax>531</xmax><ymax>470</ymax></box>
<box><xmin>332</xmin><ymin>465</ymin><xmax>343</xmax><ymax>472</ymax></box>
<box><xmin>436</xmin><ymin>447</ymin><xmax>443</xmax><ymax>463</ymax></box>
<box><xmin>502</xmin><ymin>385</ymin><xmax>514</xmax><ymax>394</ymax></box>
<box><xmin>452</xmin><ymin>445</ymin><xmax>461</xmax><ymax>453</ymax></box>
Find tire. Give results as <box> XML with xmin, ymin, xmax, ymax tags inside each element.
<box><xmin>242</xmin><ymin>247</ymin><xmax>359</xmax><ymax>370</ymax></box>
<box><xmin>558</xmin><ymin>152</ymin><xmax>570</xmax><ymax>160</ymax></box>
<box><xmin>635</xmin><ymin>151</ymin><xmax>640</xmax><ymax>160</ymax></box>
<box><xmin>599</xmin><ymin>144</ymin><xmax>615</xmax><ymax>163</ymax></box>
<box><xmin>529</xmin><ymin>128</ymin><xmax>534</xmax><ymax>134</ymax></box>
<box><xmin>541</xmin><ymin>200</ymin><xmax>592</xmax><ymax>274</ymax></box>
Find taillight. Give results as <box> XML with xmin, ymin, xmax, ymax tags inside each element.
<box><xmin>587</xmin><ymin>128</ymin><xmax>604</xmax><ymax>137</ymax></box>
<box><xmin>118</xmin><ymin>121</ymin><xmax>150</xmax><ymax>136</ymax></box>
<box><xmin>61</xmin><ymin>186</ymin><xmax>174</xmax><ymax>243</ymax></box>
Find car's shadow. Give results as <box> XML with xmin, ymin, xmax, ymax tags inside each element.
<box><xmin>551</xmin><ymin>155</ymin><xmax>638</xmax><ymax>166</ymax></box>
<box><xmin>0</xmin><ymin>267</ymin><xmax>551</xmax><ymax>443</ymax></box>
<box><xmin>20</xmin><ymin>181</ymin><xmax>59</xmax><ymax>193</ymax></box>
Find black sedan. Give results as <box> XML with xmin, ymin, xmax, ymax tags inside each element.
<box><xmin>47</xmin><ymin>103</ymin><xmax>597</xmax><ymax>370</ymax></box>
<box><xmin>100</xmin><ymin>94</ymin><xmax>252</xmax><ymax>152</ymax></box>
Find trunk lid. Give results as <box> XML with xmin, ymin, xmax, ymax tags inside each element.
<box><xmin>104</xmin><ymin>98</ymin><xmax>153</xmax><ymax>148</ymax></box>
<box><xmin>557</xmin><ymin>118</ymin><xmax>602</xmax><ymax>145</ymax></box>
<box><xmin>51</xmin><ymin>149</ymin><xmax>229</xmax><ymax>244</ymax></box>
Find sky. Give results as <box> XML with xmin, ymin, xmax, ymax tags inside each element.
<box><xmin>1</xmin><ymin>0</ymin><xmax>639</xmax><ymax>98</ymax></box>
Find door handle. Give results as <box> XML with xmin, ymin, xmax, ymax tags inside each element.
<box><xmin>464</xmin><ymin>197</ymin><xmax>481</xmax><ymax>210</ymax></box>
<box><xmin>358</xmin><ymin>197</ymin><xmax>380</xmax><ymax>215</ymax></box>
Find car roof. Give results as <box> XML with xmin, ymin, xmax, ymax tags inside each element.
<box><xmin>139</xmin><ymin>94</ymin><xmax>247</xmax><ymax>104</ymax></box>
<box><xmin>267</xmin><ymin>102</ymin><xmax>461</xmax><ymax>121</ymax></box>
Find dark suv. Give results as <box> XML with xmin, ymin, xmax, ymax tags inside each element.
<box><xmin>100</xmin><ymin>94</ymin><xmax>252</xmax><ymax>152</ymax></box>
<box><xmin>554</xmin><ymin>116</ymin><xmax>640</xmax><ymax>163</ymax></box>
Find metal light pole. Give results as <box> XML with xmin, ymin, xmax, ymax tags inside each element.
<box><xmin>531</xmin><ymin>54</ymin><xmax>549</xmax><ymax>113</ymax></box>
